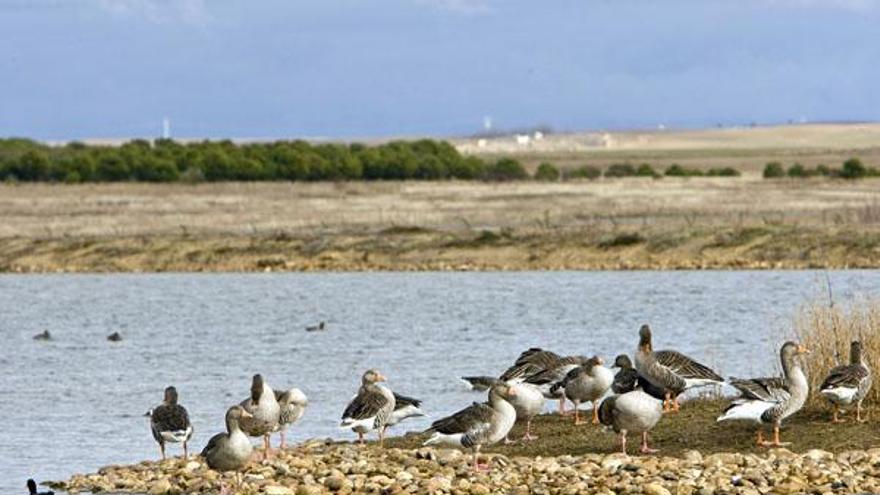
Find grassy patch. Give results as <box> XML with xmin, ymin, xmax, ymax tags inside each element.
<box><xmin>598</xmin><ymin>232</ymin><xmax>646</xmax><ymax>249</ymax></box>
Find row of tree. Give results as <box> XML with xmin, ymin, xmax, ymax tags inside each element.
<box><xmin>763</xmin><ymin>158</ymin><xmax>879</xmax><ymax>179</ymax></box>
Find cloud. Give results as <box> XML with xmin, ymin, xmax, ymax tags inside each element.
<box><xmin>413</xmin><ymin>0</ymin><xmax>494</xmax><ymax>15</ymax></box>
<box><xmin>94</xmin><ymin>0</ymin><xmax>211</xmax><ymax>26</ymax></box>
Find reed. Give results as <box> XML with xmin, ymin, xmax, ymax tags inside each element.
<box><xmin>793</xmin><ymin>298</ymin><xmax>880</xmax><ymax>407</ymax></box>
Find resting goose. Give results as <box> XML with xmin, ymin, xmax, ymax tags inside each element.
<box><xmin>340</xmin><ymin>369</ymin><xmax>396</xmax><ymax>446</ymax></box>
<box><xmin>239</xmin><ymin>374</ymin><xmax>281</xmax><ymax>459</ymax></box>
<box><xmin>145</xmin><ymin>386</ymin><xmax>193</xmax><ymax>459</ymax></box>
<box><xmin>611</xmin><ymin>354</ymin><xmax>667</xmax><ymax>400</ymax></box>
<box><xmin>201</xmin><ymin>405</ymin><xmax>254</xmax><ymax>488</ymax></box>
<box><xmin>274</xmin><ymin>388</ymin><xmax>308</xmax><ymax>448</ymax></box>
<box><xmin>26</xmin><ymin>479</ymin><xmax>54</xmax><ymax>495</ymax></box>
<box><xmin>423</xmin><ymin>381</ymin><xmax>518</xmax><ymax>471</ymax></box>
<box><xmin>501</xmin><ymin>348</ymin><xmax>588</xmax><ymax>414</ymax></box>
<box><xmin>598</xmin><ymin>388</ymin><xmax>663</xmax><ymax>455</ymax></box>
<box><xmin>552</xmin><ymin>356</ymin><xmax>614</xmax><ymax>425</ymax></box>
<box><xmin>634</xmin><ymin>324</ymin><xmax>724</xmax><ymax>412</ymax></box>
<box><xmin>820</xmin><ymin>340</ymin><xmax>872</xmax><ymax>423</ymax></box>
<box><xmin>460</xmin><ymin>375</ymin><xmax>544</xmax><ymax>442</ymax></box>
<box><xmin>717</xmin><ymin>341</ymin><xmax>810</xmax><ymax>447</ymax></box>
<box><xmin>386</xmin><ymin>392</ymin><xmax>427</xmax><ymax>428</ymax></box>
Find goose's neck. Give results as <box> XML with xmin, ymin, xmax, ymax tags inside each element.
<box><xmin>489</xmin><ymin>393</ymin><xmax>516</xmax><ymax>417</ymax></box>
<box><xmin>852</xmin><ymin>346</ymin><xmax>865</xmax><ymax>367</ymax></box>
<box><xmin>784</xmin><ymin>359</ymin><xmax>809</xmax><ymax>399</ymax></box>
<box><xmin>226</xmin><ymin>417</ymin><xmax>242</xmax><ymax>434</ymax></box>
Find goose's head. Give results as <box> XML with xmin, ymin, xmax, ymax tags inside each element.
<box><xmin>250</xmin><ymin>374</ymin><xmax>266</xmax><ymax>404</ymax></box>
<box><xmin>780</xmin><ymin>341</ymin><xmax>810</xmax><ymax>361</ymax></box>
<box><xmin>613</xmin><ymin>354</ymin><xmax>633</xmax><ymax>369</ymax></box>
<box><xmin>585</xmin><ymin>355</ymin><xmax>604</xmax><ymax>370</ymax></box>
<box><xmin>163</xmin><ymin>386</ymin><xmax>179</xmax><ymax>406</ymax></box>
<box><xmin>638</xmin><ymin>324</ymin><xmax>653</xmax><ymax>352</ymax></box>
<box><xmin>490</xmin><ymin>381</ymin><xmax>517</xmax><ymax>400</ymax></box>
<box><xmin>226</xmin><ymin>405</ymin><xmax>254</xmax><ymax>430</ymax></box>
<box><xmin>362</xmin><ymin>369</ymin><xmax>386</xmax><ymax>385</ymax></box>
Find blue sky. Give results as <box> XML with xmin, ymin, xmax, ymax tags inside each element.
<box><xmin>1</xmin><ymin>0</ymin><xmax>878</xmax><ymax>139</ymax></box>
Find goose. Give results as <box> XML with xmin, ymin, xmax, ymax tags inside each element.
<box><xmin>423</xmin><ymin>381</ymin><xmax>518</xmax><ymax>471</ymax></box>
<box><xmin>598</xmin><ymin>387</ymin><xmax>664</xmax><ymax>455</ymax></box>
<box><xmin>386</xmin><ymin>392</ymin><xmax>427</xmax><ymax>428</ymax></box>
<box><xmin>305</xmin><ymin>321</ymin><xmax>326</xmax><ymax>332</ymax></box>
<box><xmin>634</xmin><ymin>324</ymin><xmax>724</xmax><ymax>412</ymax></box>
<box><xmin>340</xmin><ymin>369</ymin><xmax>396</xmax><ymax>446</ymax></box>
<box><xmin>26</xmin><ymin>479</ymin><xmax>54</xmax><ymax>495</ymax></box>
<box><xmin>610</xmin><ymin>354</ymin><xmax>667</xmax><ymax>400</ymax></box>
<box><xmin>145</xmin><ymin>386</ymin><xmax>193</xmax><ymax>459</ymax></box>
<box><xmin>501</xmin><ymin>348</ymin><xmax>589</xmax><ymax>414</ymax></box>
<box><xmin>239</xmin><ymin>374</ymin><xmax>281</xmax><ymax>459</ymax></box>
<box><xmin>820</xmin><ymin>340</ymin><xmax>872</xmax><ymax>423</ymax></box>
<box><xmin>460</xmin><ymin>376</ymin><xmax>544</xmax><ymax>442</ymax></box>
<box><xmin>717</xmin><ymin>341</ymin><xmax>810</xmax><ymax>447</ymax></box>
<box><xmin>273</xmin><ymin>388</ymin><xmax>308</xmax><ymax>448</ymax></box>
<box><xmin>201</xmin><ymin>405</ymin><xmax>254</xmax><ymax>490</ymax></box>
<box><xmin>552</xmin><ymin>356</ymin><xmax>614</xmax><ymax>425</ymax></box>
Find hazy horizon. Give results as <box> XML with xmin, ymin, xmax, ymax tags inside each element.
<box><xmin>2</xmin><ymin>0</ymin><xmax>879</xmax><ymax>140</ymax></box>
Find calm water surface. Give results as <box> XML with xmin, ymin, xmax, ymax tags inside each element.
<box><xmin>2</xmin><ymin>271</ymin><xmax>878</xmax><ymax>493</ymax></box>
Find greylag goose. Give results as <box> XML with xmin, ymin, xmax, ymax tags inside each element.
<box><xmin>820</xmin><ymin>340</ymin><xmax>872</xmax><ymax>423</ymax></box>
<box><xmin>145</xmin><ymin>386</ymin><xmax>193</xmax><ymax>459</ymax></box>
<box><xmin>274</xmin><ymin>388</ymin><xmax>308</xmax><ymax>448</ymax></box>
<box><xmin>552</xmin><ymin>356</ymin><xmax>614</xmax><ymax>425</ymax></box>
<box><xmin>501</xmin><ymin>348</ymin><xmax>588</xmax><ymax>414</ymax></box>
<box><xmin>239</xmin><ymin>374</ymin><xmax>281</xmax><ymax>459</ymax></box>
<box><xmin>460</xmin><ymin>376</ymin><xmax>544</xmax><ymax>442</ymax></box>
<box><xmin>717</xmin><ymin>341</ymin><xmax>810</xmax><ymax>447</ymax></box>
<box><xmin>26</xmin><ymin>479</ymin><xmax>54</xmax><ymax>495</ymax></box>
<box><xmin>634</xmin><ymin>324</ymin><xmax>724</xmax><ymax>412</ymax></box>
<box><xmin>611</xmin><ymin>354</ymin><xmax>667</xmax><ymax>400</ymax></box>
<box><xmin>201</xmin><ymin>405</ymin><xmax>254</xmax><ymax>489</ymax></box>
<box><xmin>386</xmin><ymin>392</ymin><xmax>427</xmax><ymax>428</ymax></box>
<box><xmin>598</xmin><ymin>386</ymin><xmax>663</xmax><ymax>455</ymax></box>
<box><xmin>340</xmin><ymin>369</ymin><xmax>396</xmax><ymax>446</ymax></box>
<box><xmin>423</xmin><ymin>381</ymin><xmax>518</xmax><ymax>471</ymax></box>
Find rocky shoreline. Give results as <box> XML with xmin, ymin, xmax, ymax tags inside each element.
<box><xmin>52</xmin><ymin>440</ymin><xmax>880</xmax><ymax>495</ymax></box>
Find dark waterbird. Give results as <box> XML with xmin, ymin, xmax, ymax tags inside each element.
<box><xmin>107</xmin><ymin>332</ymin><xmax>123</xmax><ymax>342</ymax></box>
<box><xmin>27</xmin><ymin>479</ymin><xmax>54</xmax><ymax>495</ymax></box>
<box><xmin>305</xmin><ymin>321</ymin><xmax>326</xmax><ymax>332</ymax></box>
<box><xmin>32</xmin><ymin>330</ymin><xmax>52</xmax><ymax>341</ymax></box>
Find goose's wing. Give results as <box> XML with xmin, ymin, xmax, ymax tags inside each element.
<box><xmin>342</xmin><ymin>386</ymin><xmax>391</xmax><ymax>420</ymax></box>
<box><xmin>460</xmin><ymin>376</ymin><xmax>498</xmax><ymax>391</ymax></box>
<box><xmin>151</xmin><ymin>404</ymin><xmax>191</xmax><ymax>432</ymax></box>
<box><xmin>550</xmin><ymin>365</ymin><xmax>583</xmax><ymax>393</ymax></box>
<box><xmin>821</xmin><ymin>364</ymin><xmax>869</xmax><ymax>390</ymax></box>
<box><xmin>392</xmin><ymin>392</ymin><xmax>422</xmax><ymax>410</ymax></box>
<box><xmin>500</xmin><ymin>348</ymin><xmax>562</xmax><ymax>381</ymax></box>
<box><xmin>729</xmin><ymin>376</ymin><xmax>789</xmax><ymax>403</ymax></box>
<box><xmin>655</xmin><ymin>350</ymin><xmax>723</xmax><ymax>381</ymax></box>
<box><xmin>426</xmin><ymin>402</ymin><xmax>493</xmax><ymax>436</ymax></box>
<box><xmin>200</xmin><ymin>432</ymin><xmax>225</xmax><ymax>457</ymax></box>
<box><xmin>612</xmin><ymin>368</ymin><xmax>639</xmax><ymax>394</ymax></box>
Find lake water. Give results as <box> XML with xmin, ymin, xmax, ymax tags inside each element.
<box><xmin>2</xmin><ymin>271</ymin><xmax>878</xmax><ymax>493</ymax></box>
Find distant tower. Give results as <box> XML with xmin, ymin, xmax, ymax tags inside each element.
<box><xmin>162</xmin><ymin>117</ymin><xmax>171</xmax><ymax>139</ymax></box>
<box><xmin>483</xmin><ymin>116</ymin><xmax>493</xmax><ymax>132</ymax></box>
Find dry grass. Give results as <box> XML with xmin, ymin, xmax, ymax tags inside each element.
<box><xmin>794</xmin><ymin>298</ymin><xmax>880</xmax><ymax>408</ymax></box>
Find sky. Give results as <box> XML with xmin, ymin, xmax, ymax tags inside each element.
<box><xmin>1</xmin><ymin>0</ymin><xmax>879</xmax><ymax>140</ymax></box>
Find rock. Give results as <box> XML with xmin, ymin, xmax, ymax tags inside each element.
<box><xmin>682</xmin><ymin>450</ymin><xmax>703</xmax><ymax>464</ymax></box>
<box><xmin>803</xmin><ymin>449</ymin><xmax>833</xmax><ymax>463</ymax></box>
<box><xmin>703</xmin><ymin>453</ymin><xmax>738</xmax><ymax>468</ymax></box>
<box><xmin>148</xmin><ymin>479</ymin><xmax>172</xmax><ymax>495</ymax></box>
<box><xmin>470</xmin><ymin>482</ymin><xmax>490</xmax><ymax>495</ymax></box>
<box><xmin>265</xmin><ymin>486</ymin><xmax>294</xmax><ymax>495</ymax></box>
<box><xmin>644</xmin><ymin>483</ymin><xmax>671</xmax><ymax>495</ymax></box>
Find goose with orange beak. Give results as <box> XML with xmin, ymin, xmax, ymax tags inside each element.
<box><xmin>340</xmin><ymin>369</ymin><xmax>396</xmax><ymax>446</ymax></box>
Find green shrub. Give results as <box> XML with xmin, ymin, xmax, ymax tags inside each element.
<box><xmin>636</xmin><ymin>163</ymin><xmax>660</xmax><ymax>178</ymax></box>
<box><xmin>604</xmin><ymin>163</ymin><xmax>637</xmax><ymax>177</ymax></box>
<box><xmin>563</xmin><ymin>165</ymin><xmax>601</xmax><ymax>180</ymax></box>
<box><xmin>787</xmin><ymin>163</ymin><xmax>807</xmax><ymax>178</ymax></box>
<box><xmin>665</xmin><ymin>164</ymin><xmax>703</xmax><ymax>177</ymax></box>
<box><xmin>763</xmin><ymin>162</ymin><xmax>786</xmax><ymax>178</ymax></box>
<box><xmin>706</xmin><ymin>167</ymin><xmax>741</xmax><ymax>177</ymax></box>
<box><xmin>486</xmin><ymin>158</ymin><xmax>528</xmax><ymax>181</ymax></box>
<box><xmin>816</xmin><ymin>164</ymin><xmax>832</xmax><ymax>176</ymax></box>
<box><xmin>841</xmin><ymin>158</ymin><xmax>867</xmax><ymax>179</ymax></box>
<box><xmin>534</xmin><ymin>162</ymin><xmax>560</xmax><ymax>181</ymax></box>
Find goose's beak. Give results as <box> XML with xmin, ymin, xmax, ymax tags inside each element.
<box><xmin>597</xmin><ymin>357</ymin><xmax>605</xmax><ymax>365</ymax></box>
<box><xmin>377</xmin><ymin>374</ymin><xmax>387</xmax><ymax>382</ymax></box>
<box><xmin>241</xmin><ymin>409</ymin><xmax>254</xmax><ymax>419</ymax></box>
<box><xmin>507</xmin><ymin>387</ymin><xmax>517</xmax><ymax>397</ymax></box>
<box><xmin>797</xmin><ymin>345</ymin><xmax>811</xmax><ymax>355</ymax></box>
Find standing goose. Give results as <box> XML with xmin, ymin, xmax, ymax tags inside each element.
<box><xmin>239</xmin><ymin>374</ymin><xmax>281</xmax><ymax>459</ymax></box>
<box><xmin>820</xmin><ymin>340</ymin><xmax>872</xmax><ymax>423</ymax></box>
<box><xmin>386</xmin><ymin>392</ymin><xmax>427</xmax><ymax>428</ymax></box>
<box><xmin>717</xmin><ymin>341</ymin><xmax>810</xmax><ymax>447</ymax></box>
<box><xmin>274</xmin><ymin>388</ymin><xmax>308</xmax><ymax>448</ymax></box>
<box><xmin>501</xmin><ymin>348</ymin><xmax>588</xmax><ymax>414</ymax></box>
<box><xmin>423</xmin><ymin>382</ymin><xmax>518</xmax><ymax>471</ymax></box>
<box><xmin>598</xmin><ymin>387</ymin><xmax>663</xmax><ymax>455</ymax></box>
<box><xmin>634</xmin><ymin>324</ymin><xmax>724</xmax><ymax>412</ymax></box>
<box><xmin>201</xmin><ymin>405</ymin><xmax>254</xmax><ymax>490</ymax></box>
<box><xmin>552</xmin><ymin>356</ymin><xmax>614</xmax><ymax>425</ymax></box>
<box><xmin>610</xmin><ymin>354</ymin><xmax>667</xmax><ymax>400</ymax></box>
<box><xmin>340</xmin><ymin>369</ymin><xmax>396</xmax><ymax>446</ymax></box>
<box><xmin>145</xmin><ymin>386</ymin><xmax>193</xmax><ymax>459</ymax></box>
<box><xmin>459</xmin><ymin>376</ymin><xmax>544</xmax><ymax>442</ymax></box>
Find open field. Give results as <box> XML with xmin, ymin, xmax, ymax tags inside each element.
<box><xmin>455</xmin><ymin>123</ymin><xmax>880</xmax><ymax>174</ymax></box>
<box><xmin>2</xmin><ymin>177</ymin><xmax>880</xmax><ymax>272</ymax></box>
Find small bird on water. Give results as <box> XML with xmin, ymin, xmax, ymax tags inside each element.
<box><xmin>305</xmin><ymin>321</ymin><xmax>326</xmax><ymax>332</ymax></box>
<box><xmin>107</xmin><ymin>332</ymin><xmax>123</xmax><ymax>342</ymax></box>
<box><xmin>27</xmin><ymin>479</ymin><xmax>54</xmax><ymax>495</ymax></box>
<box><xmin>32</xmin><ymin>330</ymin><xmax>52</xmax><ymax>341</ymax></box>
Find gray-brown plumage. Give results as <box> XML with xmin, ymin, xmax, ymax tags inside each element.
<box><xmin>201</xmin><ymin>406</ymin><xmax>254</xmax><ymax>473</ymax></box>
<box><xmin>598</xmin><ymin>388</ymin><xmax>664</xmax><ymax>455</ymax></box>
<box><xmin>820</xmin><ymin>341</ymin><xmax>872</xmax><ymax>423</ymax></box>
<box><xmin>423</xmin><ymin>382</ymin><xmax>518</xmax><ymax>471</ymax></box>
<box><xmin>551</xmin><ymin>356</ymin><xmax>614</xmax><ymax>425</ymax></box>
<box><xmin>146</xmin><ymin>386</ymin><xmax>193</xmax><ymax>459</ymax></box>
<box><xmin>273</xmin><ymin>388</ymin><xmax>308</xmax><ymax>448</ymax></box>
<box><xmin>239</xmin><ymin>374</ymin><xmax>281</xmax><ymax>459</ymax></box>
<box><xmin>340</xmin><ymin>369</ymin><xmax>396</xmax><ymax>446</ymax></box>
<box><xmin>634</xmin><ymin>324</ymin><xmax>723</xmax><ymax>412</ymax></box>
<box><xmin>501</xmin><ymin>348</ymin><xmax>589</xmax><ymax>414</ymax></box>
<box><xmin>611</xmin><ymin>354</ymin><xmax>667</xmax><ymax>400</ymax></box>
<box><xmin>717</xmin><ymin>341</ymin><xmax>810</xmax><ymax>447</ymax></box>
